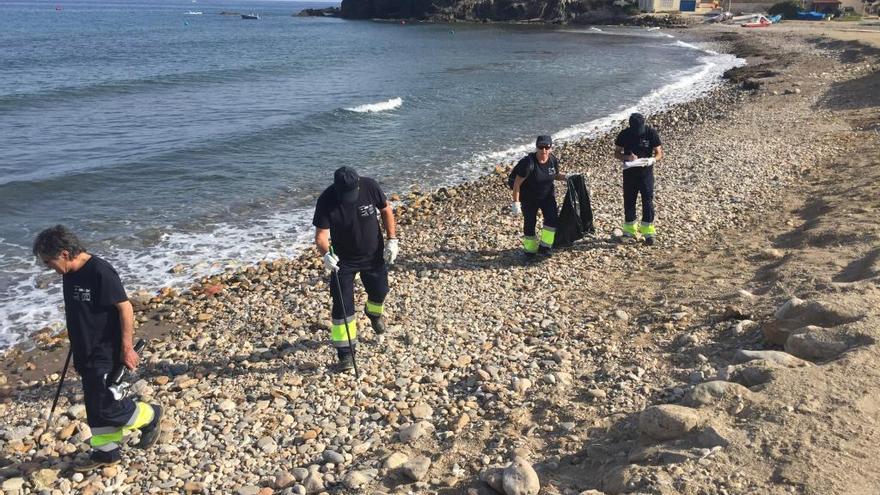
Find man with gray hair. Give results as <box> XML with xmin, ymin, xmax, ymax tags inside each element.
<box><xmin>33</xmin><ymin>225</ymin><xmax>162</xmax><ymax>471</ymax></box>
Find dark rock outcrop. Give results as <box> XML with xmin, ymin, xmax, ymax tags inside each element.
<box><xmin>340</xmin><ymin>0</ymin><xmax>627</xmax><ymax>23</ymax></box>
<box><xmin>296</xmin><ymin>7</ymin><xmax>342</xmax><ymax>17</ymax></box>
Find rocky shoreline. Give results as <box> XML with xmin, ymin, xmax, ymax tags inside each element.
<box><xmin>2</xmin><ymin>25</ymin><xmax>879</xmax><ymax>495</ymax></box>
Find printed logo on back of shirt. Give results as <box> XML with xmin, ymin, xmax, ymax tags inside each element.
<box><xmin>73</xmin><ymin>286</ymin><xmax>91</xmax><ymax>302</ymax></box>
<box><xmin>639</xmin><ymin>138</ymin><xmax>651</xmax><ymax>149</ymax></box>
<box><xmin>357</xmin><ymin>205</ymin><xmax>376</xmax><ymax>218</ymax></box>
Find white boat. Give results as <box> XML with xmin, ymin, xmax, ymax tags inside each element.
<box><xmin>730</xmin><ymin>13</ymin><xmax>761</xmax><ymax>22</ymax></box>
<box><xmin>241</xmin><ymin>12</ymin><xmax>260</xmax><ymax>19</ymax></box>
<box><xmin>185</xmin><ymin>11</ymin><xmax>203</xmax><ymax>15</ymax></box>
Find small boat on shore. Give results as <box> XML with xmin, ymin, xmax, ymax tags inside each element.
<box><xmin>241</xmin><ymin>13</ymin><xmax>260</xmax><ymax>20</ymax></box>
<box><xmin>742</xmin><ymin>15</ymin><xmax>772</xmax><ymax>27</ymax></box>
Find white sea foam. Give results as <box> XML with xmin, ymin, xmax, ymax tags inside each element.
<box><xmin>671</xmin><ymin>40</ymin><xmax>718</xmax><ymax>54</ymax></box>
<box><xmin>344</xmin><ymin>97</ymin><xmax>403</xmax><ymax>113</ymax></box>
<box><xmin>0</xmin><ymin>209</ymin><xmax>316</xmax><ymax>351</ymax></box>
<box><xmin>457</xmin><ymin>38</ymin><xmax>743</xmax><ymax>173</ymax></box>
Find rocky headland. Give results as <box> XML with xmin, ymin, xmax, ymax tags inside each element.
<box><xmin>339</xmin><ymin>0</ymin><xmax>631</xmax><ymax>23</ymax></box>
<box><xmin>1</xmin><ymin>24</ymin><xmax>879</xmax><ymax>495</ymax></box>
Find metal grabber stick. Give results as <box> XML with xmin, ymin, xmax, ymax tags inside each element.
<box><xmin>47</xmin><ymin>348</ymin><xmax>73</xmax><ymax>428</ymax></box>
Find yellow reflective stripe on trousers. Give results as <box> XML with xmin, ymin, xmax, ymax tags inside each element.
<box><xmin>90</xmin><ymin>402</ymin><xmax>155</xmax><ymax>450</ymax></box>
<box><xmin>127</xmin><ymin>402</ymin><xmax>155</xmax><ymax>430</ymax></box>
<box><xmin>365</xmin><ymin>300</ymin><xmax>383</xmax><ymax>316</ymax></box>
<box><xmin>89</xmin><ymin>427</ymin><xmax>123</xmax><ymax>450</ymax></box>
<box><xmin>331</xmin><ymin>319</ymin><xmax>357</xmax><ymax>347</ymax></box>
<box><xmin>622</xmin><ymin>222</ymin><xmax>638</xmax><ymax>235</ymax></box>
<box><xmin>639</xmin><ymin>222</ymin><xmax>656</xmax><ymax>236</ymax></box>
<box><xmin>521</xmin><ymin>236</ymin><xmax>538</xmax><ymax>253</ymax></box>
<box><xmin>539</xmin><ymin>227</ymin><xmax>556</xmax><ymax>247</ymax></box>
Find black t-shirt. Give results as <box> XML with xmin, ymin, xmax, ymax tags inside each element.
<box><xmin>515</xmin><ymin>153</ymin><xmax>560</xmax><ymax>201</ymax></box>
<box><xmin>614</xmin><ymin>126</ymin><xmax>662</xmax><ymax>159</ymax></box>
<box><xmin>62</xmin><ymin>256</ymin><xmax>128</xmax><ymax>372</ymax></box>
<box><xmin>312</xmin><ymin>176</ymin><xmax>388</xmax><ymax>269</ymax></box>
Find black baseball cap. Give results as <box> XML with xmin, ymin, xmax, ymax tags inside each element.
<box><xmin>629</xmin><ymin>113</ymin><xmax>646</xmax><ymax>135</ymax></box>
<box><xmin>333</xmin><ymin>166</ymin><xmax>360</xmax><ymax>203</ymax></box>
<box><xmin>536</xmin><ymin>135</ymin><xmax>553</xmax><ymax>148</ymax></box>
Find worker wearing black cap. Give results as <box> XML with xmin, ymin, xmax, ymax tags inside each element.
<box><xmin>510</xmin><ymin>135</ymin><xmax>568</xmax><ymax>259</ymax></box>
<box><xmin>613</xmin><ymin>113</ymin><xmax>663</xmax><ymax>245</ymax></box>
<box><xmin>312</xmin><ymin>166</ymin><xmax>398</xmax><ymax>371</ymax></box>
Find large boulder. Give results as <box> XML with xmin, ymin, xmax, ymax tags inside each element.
<box><xmin>502</xmin><ymin>457</ymin><xmax>540</xmax><ymax>495</ymax></box>
<box><xmin>784</xmin><ymin>327</ymin><xmax>850</xmax><ymax>361</ymax></box>
<box><xmin>733</xmin><ymin>349</ymin><xmax>811</xmax><ymax>367</ymax></box>
<box><xmin>766</xmin><ymin>298</ymin><xmax>863</xmax><ymax>344</ymax></box>
<box><xmin>638</xmin><ymin>405</ymin><xmax>702</xmax><ymax>441</ymax></box>
<box><xmin>685</xmin><ymin>380</ymin><xmax>753</xmax><ymax>407</ymax></box>
<box><xmin>402</xmin><ymin>456</ymin><xmax>432</xmax><ymax>481</ymax></box>
<box><xmin>480</xmin><ymin>467</ymin><xmax>505</xmax><ymax>493</ymax></box>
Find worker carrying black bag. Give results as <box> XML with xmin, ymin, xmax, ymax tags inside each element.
<box><xmin>553</xmin><ymin>174</ymin><xmax>595</xmax><ymax>248</ymax></box>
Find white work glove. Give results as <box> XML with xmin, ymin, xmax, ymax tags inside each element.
<box><xmin>510</xmin><ymin>201</ymin><xmax>522</xmax><ymax>216</ymax></box>
<box><xmin>384</xmin><ymin>238</ymin><xmax>399</xmax><ymax>265</ymax></box>
<box><xmin>322</xmin><ymin>252</ymin><xmax>339</xmax><ymax>272</ymax></box>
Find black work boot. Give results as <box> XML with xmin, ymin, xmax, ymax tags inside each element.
<box><xmin>644</xmin><ymin>236</ymin><xmax>655</xmax><ymax>246</ymax></box>
<box><xmin>537</xmin><ymin>245</ymin><xmax>553</xmax><ymax>258</ymax></box>
<box><xmin>73</xmin><ymin>448</ymin><xmax>121</xmax><ymax>472</ymax></box>
<box><xmin>136</xmin><ymin>404</ymin><xmax>163</xmax><ymax>449</ymax></box>
<box><xmin>365</xmin><ymin>312</ymin><xmax>386</xmax><ymax>334</ymax></box>
<box><xmin>333</xmin><ymin>349</ymin><xmax>355</xmax><ymax>373</ymax></box>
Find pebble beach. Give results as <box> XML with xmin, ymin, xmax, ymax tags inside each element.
<box><xmin>1</xmin><ymin>23</ymin><xmax>880</xmax><ymax>495</ymax></box>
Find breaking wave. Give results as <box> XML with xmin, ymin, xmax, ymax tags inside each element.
<box><xmin>344</xmin><ymin>97</ymin><xmax>403</xmax><ymax>113</ymax></box>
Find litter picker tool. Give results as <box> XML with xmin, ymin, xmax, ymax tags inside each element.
<box><xmin>47</xmin><ymin>348</ymin><xmax>73</xmax><ymax>428</ymax></box>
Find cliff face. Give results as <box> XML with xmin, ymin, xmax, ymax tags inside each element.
<box><xmin>339</xmin><ymin>0</ymin><xmax>624</xmax><ymax>23</ymax></box>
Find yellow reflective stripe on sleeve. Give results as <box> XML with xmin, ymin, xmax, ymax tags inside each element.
<box><xmin>522</xmin><ymin>236</ymin><xmax>538</xmax><ymax>253</ymax></box>
<box><xmin>539</xmin><ymin>228</ymin><xmax>556</xmax><ymax>247</ymax></box>
<box><xmin>365</xmin><ymin>300</ymin><xmax>383</xmax><ymax>316</ymax></box>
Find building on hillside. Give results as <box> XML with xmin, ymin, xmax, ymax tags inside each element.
<box><xmin>639</xmin><ymin>0</ymin><xmax>681</xmax><ymax>12</ymax></box>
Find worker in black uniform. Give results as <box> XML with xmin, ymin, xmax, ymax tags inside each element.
<box><xmin>510</xmin><ymin>135</ymin><xmax>567</xmax><ymax>258</ymax></box>
<box><xmin>613</xmin><ymin>113</ymin><xmax>663</xmax><ymax>245</ymax></box>
<box><xmin>312</xmin><ymin>166</ymin><xmax>398</xmax><ymax>371</ymax></box>
<box><xmin>33</xmin><ymin>225</ymin><xmax>162</xmax><ymax>471</ymax></box>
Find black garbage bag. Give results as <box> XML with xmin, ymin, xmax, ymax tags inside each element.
<box><xmin>554</xmin><ymin>174</ymin><xmax>595</xmax><ymax>248</ymax></box>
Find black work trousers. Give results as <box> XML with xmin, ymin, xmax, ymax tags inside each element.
<box><xmin>522</xmin><ymin>194</ymin><xmax>559</xmax><ymax>237</ymax></box>
<box><xmin>623</xmin><ymin>166</ymin><xmax>655</xmax><ymax>224</ymax></box>
<box><xmin>81</xmin><ymin>365</ymin><xmax>137</xmax><ymax>428</ymax></box>
<box><xmin>329</xmin><ymin>261</ymin><xmax>389</xmax><ymax>322</ymax></box>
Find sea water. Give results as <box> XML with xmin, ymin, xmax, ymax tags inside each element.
<box><xmin>0</xmin><ymin>0</ymin><xmax>742</xmax><ymax>349</ymax></box>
